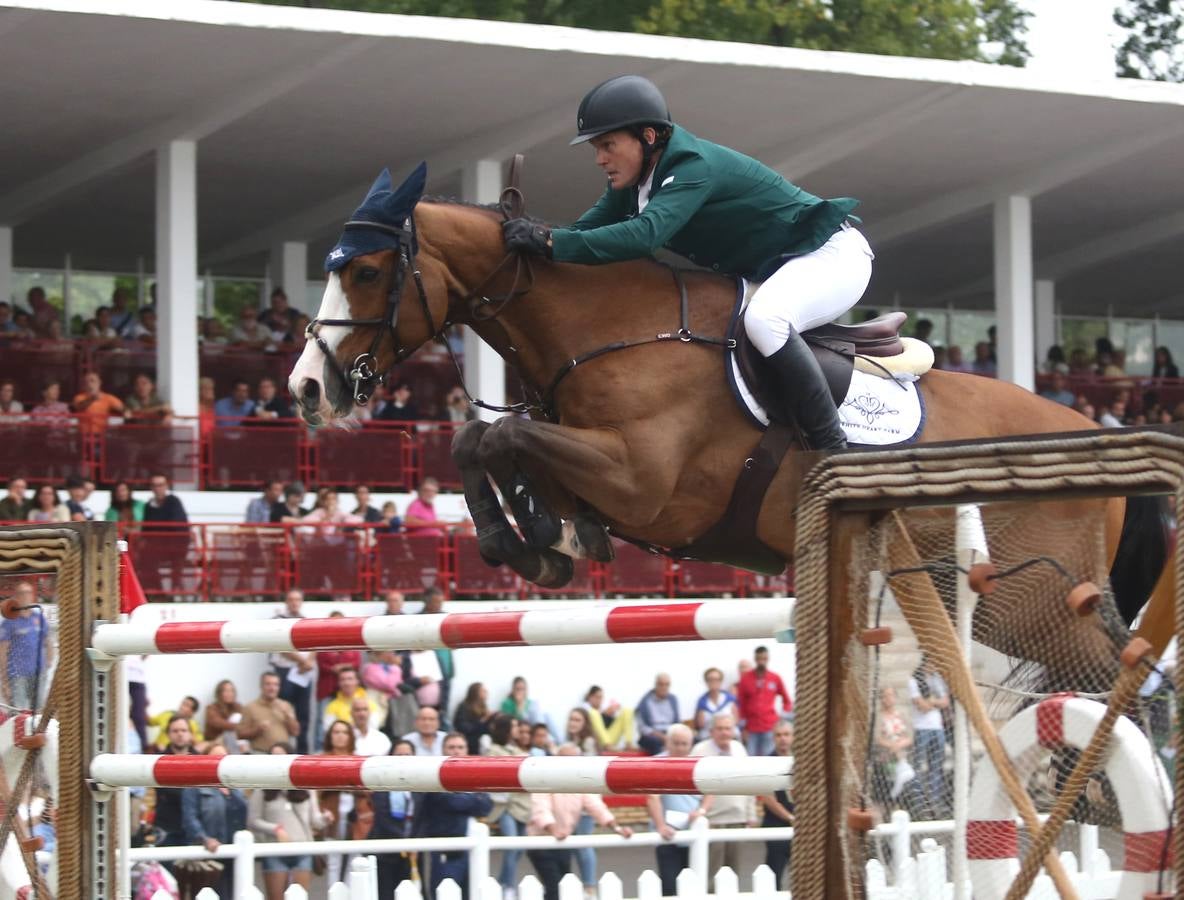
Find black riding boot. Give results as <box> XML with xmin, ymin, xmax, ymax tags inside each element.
<box><xmin>764</xmin><ymin>330</ymin><xmax>848</xmax><ymax>450</ymax></box>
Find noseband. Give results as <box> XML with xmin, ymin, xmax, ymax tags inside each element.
<box><xmin>305</xmin><ymin>217</ymin><xmax>428</xmax><ymax>405</ymax></box>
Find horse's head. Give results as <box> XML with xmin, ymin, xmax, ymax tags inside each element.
<box><xmin>289</xmin><ymin>163</ymin><xmax>447</xmax><ymax>425</ymax></box>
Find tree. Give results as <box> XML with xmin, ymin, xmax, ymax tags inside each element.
<box><xmin>244</xmin><ymin>0</ymin><xmax>1030</xmax><ymax>66</ymax></box>
<box><xmin>1114</xmin><ymin>0</ymin><xmax>1184</xmax><ymax>81</ymax></box>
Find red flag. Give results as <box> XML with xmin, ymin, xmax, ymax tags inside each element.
<box><xmin>120</xmin><ymin>547</ymin><xmax>147</xmax><ymax>614</ymax></box>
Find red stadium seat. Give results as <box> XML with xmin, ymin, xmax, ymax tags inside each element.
<box><xmin>745</xmin><ymin>568</ymin><xmax>794</xmax><ymax>596</ymax></box>
<box><xmin>451</xmin><ymin>534</ymin><xmax>521</xmax><ymax>598</ymax></box>
<box><xmin>0</xmin><ymin>340</ymin><xmax>81</xmax><ymax>407</ymax></box>
<box><xmin>100</xmin><ymin>422</ymin><xmax>200</xmax><ymax>487</ymax></box>
<box><xmin>675</xmin><ymin>560</ymin><xmax>743</xmax><ymax>596</ymax></box>
<box><xmin>291</xmin><ymin>526</ymin><xmax>367</xmax><ymax>597</ymax></box>
<box><xmin>93</xmin><ymin>346</ymin><xmax>158</xmax><ymax>402</ymax></box>
<box><xmin>0</xmin><ymin>420</ymin><xmax>86</xmax><ymax>485</ymax></box>
<box><xmin>206</xmin><ymin>424</ymin><xmax>303</xmax><ymax>488</ymax></box>
<box><xmin>417</xmin><ymin>423</ymin><xmax>463</xmax><ymax>489</ymax></box>
<box><xmin>316</xmin><ymin>424</ymin><xmax>416</xmax><ymax>490</ymax></box>
<box><xmin>600</xmin><ymin>540</ymin><xmax>672</xmax><ymax>597</ymax></box>
<box><xmin>372</xmin><ymin>533</ymin><xmax>448</xmax><ymax>595</ymax></box>
<box><xmin>207</xmin><ymin>526</ymin><xmax>289</xmax><ymax>599</ymax></box>
<box><xmin>125</xmin><ymin>524</ymin><xmax>205</xmax><ymax>599</ymax></box>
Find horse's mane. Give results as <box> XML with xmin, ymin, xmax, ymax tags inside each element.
<box><xmin>420</xmin><ymin>196</ymin><xmax>551</xmax><ymax>228</ymax></box>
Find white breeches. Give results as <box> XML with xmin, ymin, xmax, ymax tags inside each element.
<box><xmin>744</xmin><ymin>224</ymin><xmax>875</xmax><ymax>357</ymax></box>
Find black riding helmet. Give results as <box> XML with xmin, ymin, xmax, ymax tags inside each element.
<box><xmin>570</xmin><ymin>75</ymin><xmax>673</xmax><ymax>145</ymax></box>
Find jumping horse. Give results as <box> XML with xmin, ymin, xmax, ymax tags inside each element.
<box><xmin>289</xmin><ymin>164</ymin><xmax>1172</xmax><ymax>686</ymax></box>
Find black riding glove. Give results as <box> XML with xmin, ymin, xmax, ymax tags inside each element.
<box><xmin>503</xmin><ymin>218</ymin><xmax>553</xmax><ymax>258</ymax></box>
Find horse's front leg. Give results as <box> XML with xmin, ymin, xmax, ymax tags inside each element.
<box><xmin>450</xmin><ymin>421</ymin><xmax>573</xmax><ymax>588</ymax></box>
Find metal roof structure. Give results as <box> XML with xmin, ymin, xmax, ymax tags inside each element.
<box><xmin>1</xmin><ymin>0</ymin><xmax>1183</xmax><ymax>315</ymax></box>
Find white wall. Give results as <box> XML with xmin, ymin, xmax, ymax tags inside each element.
<box><xmin>127</xmin><ymin>598</ymin><xmax>796</xmax><ymax>741</ymax></box>
<box><xmin>93</xmin><ymin>490</ymin><xmax>470</xmax><ymax>524</ymax></box>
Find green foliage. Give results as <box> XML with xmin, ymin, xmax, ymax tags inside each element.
<box><xmin>1114</xmin><ymin>0</ymin><xmax>1184</xmax><ymax>81</ymax></box>
<box><xmin>243</xmin><ymin>0</ymin><xmax>1029</xmax><ymax>65</ymax></box>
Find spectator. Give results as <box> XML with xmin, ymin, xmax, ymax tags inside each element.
<box><xmin>323</xmin><ymin>665</ymin><xmax>379</xmax><ymax>731</ymax></box>
<box><xmin>0</xmin><ymin>302</ymin><xmax>17</xmax><ymax>333</ymax></box>
<box><xmin>128</xmin><ymin>307</ymin><xmax>157</xmax><ymax>345</ymax></box>
<box><xmin>693</xmin><ymin>666</ymin><xmax>739</xmax><ymax>741</ymax></box>
<box><xmin>198</xmin><ymin>376</ymin><xmax>217</xmax><ymax>439</ymax></box>
<box><xmin>379</xmin><ymin>500</ymin><xmax>402</xmax><ymax>532</ymax></box>
<box><xmin>283</xmin><ymin>314</ymin><xmax>311</xmax><ymax>349</ymax></box>
<box><xmin>583</xmin><ymin>685</ymin><xmax>634</xmax><ymax>751</ymax></box>
<box><xmin>63</xmin><ymin>475</ymin><xmax>94</xmax><ymax>521</ymax></box>
<box><xmin>143</xmin><ymin>475</ymin><xmax>187</xmax><ymax>525</ymax></box>
<box><xmin>404</xmin><ymin>477</ymin><xmax>445</xmax><ymax>537</ymax></box>
<box><xmin>142</xmin><ymin>473</ymin><xmax>189</xmax><ymax>594</ymax></box>
<box><xmin>370</xmin><ymin>740</ymin><xmax>417</xmax><ymax>899</ymax></box>
<box><xmin>736</xmin><ymin>645</ymin><xmax>792</xmax><ymax>757</ymax></box>
<box><xmin>646</xmin><ymin>724</ymin><xmax>703</xmax><ymax>896</ymax></box>
<box><xmin>270</xmin><ymin>483</ymin><xmax>308</xmax><ymax>523</ymax></box>
<box><xmin>945</xmin><ymin>345</ymin><xmax>971</xmax><ymax>373</ymax></box>
<box><xmin>149</xmin><ymin>696</ymin><xmax>205</xmax><ymax>751</ymax></box>
<box><xmin>26</xmin><ymin>287</ymin><xmax>58</xmax><ymax>337</ymax></box>
<box><xmin>500</xmin><ymin>676</ymin><xmax>556</xmax><ymax>740</ymax></box>
<box><xmin>200</xmin><ymin>316</ymin><xmax>228</xmax><ymax>345</ymax></box>
<box><xmin>182</xmin><ymin>744</ymin><xmax>247</xmax><ymax>899</ymax></box>
<box><xmin>84</xmin><ymin>305</ymin><xmax>120</xmax><ymax>343</ymax></box>
<box><xmin>759</xmin><ymin>721</ymin><xmax>796</xmax><ymax>890</ymax></box>
<box><xmin>351</xmin><ymin>485</ymin><xmax>383</xmax><ymax>524</ymax></box>
<box><xmin>109</xmin><ymin>287</ymin><xmax>137</xmax><ymax>336</ymax></box>
<box><xmin>124</xmin><ymin>373</ymin><xmax>172</xmax><ymax>424</ymax></box>
<box><xmin>260</xmin><ymin>287</ymin><xmax>301</xmax><ymax>337</ymax></box>
<box><xmin>1068</xmin><ymin>347</ymin><xmax>1092</xmax><ymax>375</ymax></box>
<box><xmin>248</xmin><ymin>742</ymin><xmax>324</xmax><ymax>900</ymax></box>
<box><xmin>249</xmin><ymin>377</ymin><xmax>294</xmax><ymax>423</ymax></box>
<box><xmin>403</xmin><ymin>706</ymin><xmax>447</xmax><ymax>756</ymax></box>
<box><xmin>971</xmin><ymin>341</ymin><xmax>996</xmax><ymax>377</ymax></box>
<box><xmin>270</xmin><ymin>590</ymin><xmax>314</xmax><ymax>753</ymax></box>
<box><xmin>485</xmin><ymin>714</ymin><xmax>532</xmax><ymax>893</ymax></box>
<box><xmin>444</xmin><ymin>386</ymin><xmax>477</xmax><ymax>423</ymax></box>
<box><xmin>1041</xmin><ymin>345</ymin><xmax>1070</xmax><ymax>376</ymax></box>
<box><xmin>376</xmin><ymin>381</ymin><xmax>418</xmax><ymax>422</ymax></box>
<box><xmin>1039</xmin><ymin>372</ymin><xmax>1075</xmax><ymax>407</ymax></box>
<box><xmin>214</xmin><ymin>379</ymin><xmax>255</xmax><ymax>424</ymax></box>
<box><xmin>319</xmin><ymin>644</ymin><xmax>366</xmax><ymax>735</ymax></box>
<box><xmin>691</xmin><ymin>713</ymin><xmax>756</xmax><ymax>874</ymax></box>
<box><xmin>636</xmin><ymin>673</ymin><xmax>680</xmax><ymax>756</ymax></box>
<box><xmin>246</xmin><ymin>480</ymin><xmax>284</xmax><ymax>523</ymax></box>
<box><xmin>563</xmin><ymin>708</ymin><xmax>599</xmax><ymax>757</ymax></box>
<box><xmin>530</xmin><ymin>723</ymin><xmax>555</xmax><ymax>757</ymax></box>
<box><xmin>1095</xmin><ymin>337</ymin><xmax>1124</xmax><ymax>376</ymax></box>
<box><xmin>912</xmin><ymin>318</ymin><xmax>933</xmax><ymax>345</ymax></box>
<box><xmin>385</xmin><ymin>589</ymin><xmax>406</xmax><ymax>620</ymax></box>
<box><xmin>104</xmin><ymin>481</ymin><xmax>145</xmax><ymax>523</ymax></box>
<box><xmin>302</xmin><ymin>487</ymin><xmax>362</xmax><ymax>530</ymax></box>
<box><xmin>0</xmin><ymin>477</ymin><xmax>30</xmax><ymax>521</ymax></box>
<box><xmin>237</xmin><ymin>672</ymin><xmax>300</xmax><ymax>754</ymax></box>
<box><xmin>72</xmin><ymin>371</ymin><xmax>124</xmax><ymax>435</ymax></box>
<box><xmin>204</xmin><ymin>679</ymin><xmax>244</xmax><ymax>751</ymax></box>
<box><xmin>1153</xmin><ymin>347</ymin><xmax>1179</xmax><ymax>379</ymax></box>
<box><xmin>0</xmin><ymin>380</ymin><xmax>25</xmax><ymax>420</ymax></box>
<box><xmin>318</xmin><ymin>720</ymin><xmax>358</xmax><ymax>885</ymax></box>
<box><xmin>452</xmin><ymin>682</ymin><xmax>494</xmax><ymax>756</ymax></box>
<box><xmin>909</xmin><ymin>658</ymin><xmax>950</xmax><ymax>817</ymax></box>
<box><xmin>27</xmin><ymin>485</ymin><xmax>68</xmax><ymax>523</ymax></box>
<box><xmin>871</xmin><ymin>686</ymin><xmax>914</xmax><ymax>815</ymax></box>
<box><xmin>30</xmin><ymin>381</ymin><xmax>70</xmax><ymax>420</ymax></box>
<box><xmin>361</xmin><ymin>648</ymin><xmax>404</xmax><ymax>740</ymax></box>
<box><xmin>10</xmin><ymin>310</ymin><xmax>34</xmax><ymax>338</ymax></box>
<box><xmin>526</xmin><ymin>744</ymin><xmax>631</xmax><ymax>900</ymax></box>
<box><xmin>352</xmin><ymin>695</ymin><xmax>391</xmax><ymax>757</ymax></box>
<box><xmin>230</xmin><ymin>306</ymin><xmax>272</xmax><ymax>349</ymax></box>
<box><xmin>931</xmin><ymin>345</ymin><xmax>948</xmax><ymax>370</ymax></box>
<box><xmin>0</xmin><ymin>582</ymin><xmax>52</xmax><ymax>710</ymax></box>
<box><xmin>417</xmin><ymin>586</ymin><xmax>454</xmax><ymax>723</ymax></box>
<box><xmin>150</xmin><ymin>716</ymin><xmax>198</xmax><ymax>876</ymax></box>
<box><xmin>1099</xmin><ymin>398</ymin><xmax>1127</xmax><ymax>428</ymax></box>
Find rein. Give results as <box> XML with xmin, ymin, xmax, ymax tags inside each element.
<box><xmin>309</xmin><ymin>155</ymin><xmax>733</xmax><ymax>420</ymax></box>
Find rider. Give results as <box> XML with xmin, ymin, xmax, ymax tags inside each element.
<box><xmin>502</xmin><ymin>75</ymin><xmax>874</xmax><ymax>450</ymax></box>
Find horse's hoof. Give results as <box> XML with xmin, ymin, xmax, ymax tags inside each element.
<box><xmin>450</xmin><ymin>419</ymin><xmax>490</xmax><ymax>466</ymax></box>
<box><xmin>532</xmin><ymin>549</ymin><xmax>574</xmax><ymax>589</ymax></box>
<box><xmin>575</xmin><ymin>515</ymin><xmax>615</xmax><ymax>562</ymax></box>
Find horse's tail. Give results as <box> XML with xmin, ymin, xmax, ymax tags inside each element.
<box><xmin>1109</xmin><ymin>494</ymin><xmax>1174</xmax><ymax>626</ymax></box>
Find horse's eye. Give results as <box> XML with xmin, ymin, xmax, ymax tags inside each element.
<box><xmin>355</xmin><ymin>267</ymin><xmax>380</xmax><ymax>284</ymax></box>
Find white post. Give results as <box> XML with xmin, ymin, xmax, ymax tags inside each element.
<box><xmin>282</xmin><ymin>884</ymin><xmax>310</xmax><ymax>899</ymax></box>
<box><xmin>516</xmin><ymin>874</ymin><xmax>545</xmax><ymax>900</ymax></box>
<box><xmin>890</xmin><ymin>809</ymin><xmax>911</xmax><ymax>888</ymax></box>
<box><xmin>751</xmin><ymin>865</ymin><xmax>777</xmax><ymax>897</ymax></box>
<box><xmin>327</xmin><ymin>883</ymin><xmax>351</xmax><ymax>900</ymax></box>
<box><xmin>1034</xmin><ymin>280</ymin><xmax>1056</xmax><ymax>365</ymax></box>
<box><xmin>993</xmin><ymin>194</ymin><xmax>1035</xmax><ymax>391</ymax></box>
<box><xmin>270</xmin><ymin>241</ymin><xmax>308</xmax><ymax>313</ymax></box>
<box><xmin>136</xmin><ymin>256</ymin><xmax>146</xmax><ymax>308</ymax></box>
<box><xmin>915</xmin><ymin>839</ymin><xmax>945</xmax><ymax>900</ymax></box>
<box><xmin>597</xmin><ymin>871</ymin><xmax>624</xmax><ymax>900</ymax></box>
<box><xmin>687</xmin><ymin>814</ymin><xmax>710</xmax><ymax>891</ymax></box>
<box><xmin>676</xmin><ymin>867</ymin><xmax>707</xmax><ymax>898</ymax></box>
<box><xmin>557</xmin><ymin>873</ymin><xmax>583</xmax><ymax>900</ymax></box>
<box><xmin>1079</xmin><ymin>823</ymin><xmax>1100</xmax><ymax>876</ymax></box>
<box><xmin>394</xmin><ymin>880</ymin><xmax>423</xmax><ymax>900</ymax></box>
<box><xmin>952</xmin><ymin>505</ymin><xmax>987</xmax><ymax>900</ymax></box>
<box><xmin>155</xmin><ymin>139</ymin><xmax>200</xmax><ymax>418</ymax></box>
<box><xmin>461</xmin><ymin>158</ymin><xmax>506</xmax><ymax>421</ymax></box>
<box><xmin>476</xmin><ymin>876</ymin><xmax>502</xmax><ymax>900</ymax></box>
<box><xmin>203</xmin><ymin>268</ymin><xmax>215</xmax><ymax>319</ymax></box>
<box><xmin>635</xmin><ymin>869</ymin><xmax>662</xmax><ymax>900</ymax></box>
<box><xmin>63</xmin><ymin>252</ymin><xmax>72</xmax><ymax>335</ymax></box>
<box><xmin>0</xmin><ymin>226</ymin><xmax>11</xmax><ymax>305</ymax></box>
<box><xmin>468</xmin><ymin>819</ymin><xmax>491</xmax><ymax>896</ymax></box>
<box><xmin>232</xmin><ymin>829</ymin><xmax>256</xmax><ymax>900</ymax></box>
<box><xmin>712</xmin><ymin>865</ymin><xmax>739</xmax><ymax>898</ymax></box>
<box><xmin>115</xmin><ymin>612</ymin><xmax>131</xmax><ymax>900</ymax></box>
<box><xmin>349</xmin><ymin>855</ymin><xmax>376</xmax><ymax>900</ymax></box>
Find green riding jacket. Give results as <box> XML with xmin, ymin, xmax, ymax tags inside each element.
<box><xmin>551</xmin><ymin>125</ymin><xmax>859</xmax><ymax>281</ymax></box>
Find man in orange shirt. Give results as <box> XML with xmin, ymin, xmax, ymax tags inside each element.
<box><xmin>72</xmin><ymin>371</ymin><xmax>124</xmax><ymax>434</ymax></box>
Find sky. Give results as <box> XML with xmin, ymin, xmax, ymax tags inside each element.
<box><xmin>1022</xmin><ymin>0</ymin><xmax>1122</xmax><ymax>79</ymax></box>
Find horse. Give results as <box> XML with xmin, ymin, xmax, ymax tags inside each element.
<box><xmin>288</xmin><ymin>184</ymin><xmax>1171</xmax><ymax>689</ymax></box>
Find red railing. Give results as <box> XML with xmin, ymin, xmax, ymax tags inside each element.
<box><xmin>0</xmin><ymin>521</ymin><xmax>788</xmax><ymax>602</ymax></box>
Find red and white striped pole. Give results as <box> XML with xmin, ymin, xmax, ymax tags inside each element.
<box><xmin>92</xmin><ymin>598</ymin><xmax>794</xmax><ymax>656</ymax></box>
<box><xmin>90</xmin><ymin>753</ymin><xmax>791</xmax><ymax>796</ymax></box>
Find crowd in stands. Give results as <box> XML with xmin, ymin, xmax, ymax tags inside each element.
<box><xmin>116</xmin><ymin>589</ymin><xmax>796</xmax><ymax>899</ymax></box>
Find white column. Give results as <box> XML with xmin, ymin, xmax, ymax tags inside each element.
<box><xmin>0</xmin><ymin>227</ymin><xmax>11</xmax><ymax>305</ymax></box>
<box><xmin>202</xmin><ymin>268</ymin><xmax>215</xmax><ymax>318</ymax></box>
<box><xmin>993</xmin><ymin>195</ymin><xmax>1035</xmax><ymax>391</ymax></box>
<box><xmin>155</xmin><ymin>140</ymin><xmax>199</xmax><ymax>417</ymax></box>
<box><xmin>62</xmin><ymin>253</ymin><xmax>72</xmax><ymax>334</ymax></box>
<box><xmin>1034</xmin><ymin>280</ymin><xmax>1056</xmax><ymax>364</ymax></box>
<box><xmin>461</xmin><ymin>159</ymin><xmax>506</xmax><ymax>421</ymax></box>
<box><xmin>270</xmin><ymin>240</ymin><xmax>308</xmax><ymax>311</ymax></box>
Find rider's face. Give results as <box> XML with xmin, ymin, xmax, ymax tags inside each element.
<box><xmin>590</xmin><ymin>130</ymin><xmax>645</xmax><ymax>190</ymax></box>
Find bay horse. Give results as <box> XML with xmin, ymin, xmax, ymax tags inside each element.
<box><xmin>289</xmin><ymin>184</ymin><xmax>1171</xmax><ymax>688</ymax></box>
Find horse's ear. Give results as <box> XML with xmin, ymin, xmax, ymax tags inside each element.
<box><xmin>365</xmin><ymin>168</ymin><xmax>394</xmax><ymax>200</ymax></box>
<box><xmin>382</xmin><ymin>162</ymin><xmax>428</xmax><ymax>219</ymax></box>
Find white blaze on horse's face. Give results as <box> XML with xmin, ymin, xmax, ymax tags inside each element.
<box><xmin>289</xmin><ymin>271</ymin><xmax>352</xmax><ymax>425</ymax></box>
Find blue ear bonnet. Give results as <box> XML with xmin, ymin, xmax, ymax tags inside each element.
<box><xmin>324</xmin><ymin>162</ymin><xmax>427</xmax><ymax>272</ymax></box>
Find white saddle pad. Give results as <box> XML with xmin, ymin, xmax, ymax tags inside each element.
<box><xmin>728</xmin><ymin>356</ymin><xmax>925</xmax><ymax>447</ymax></box>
